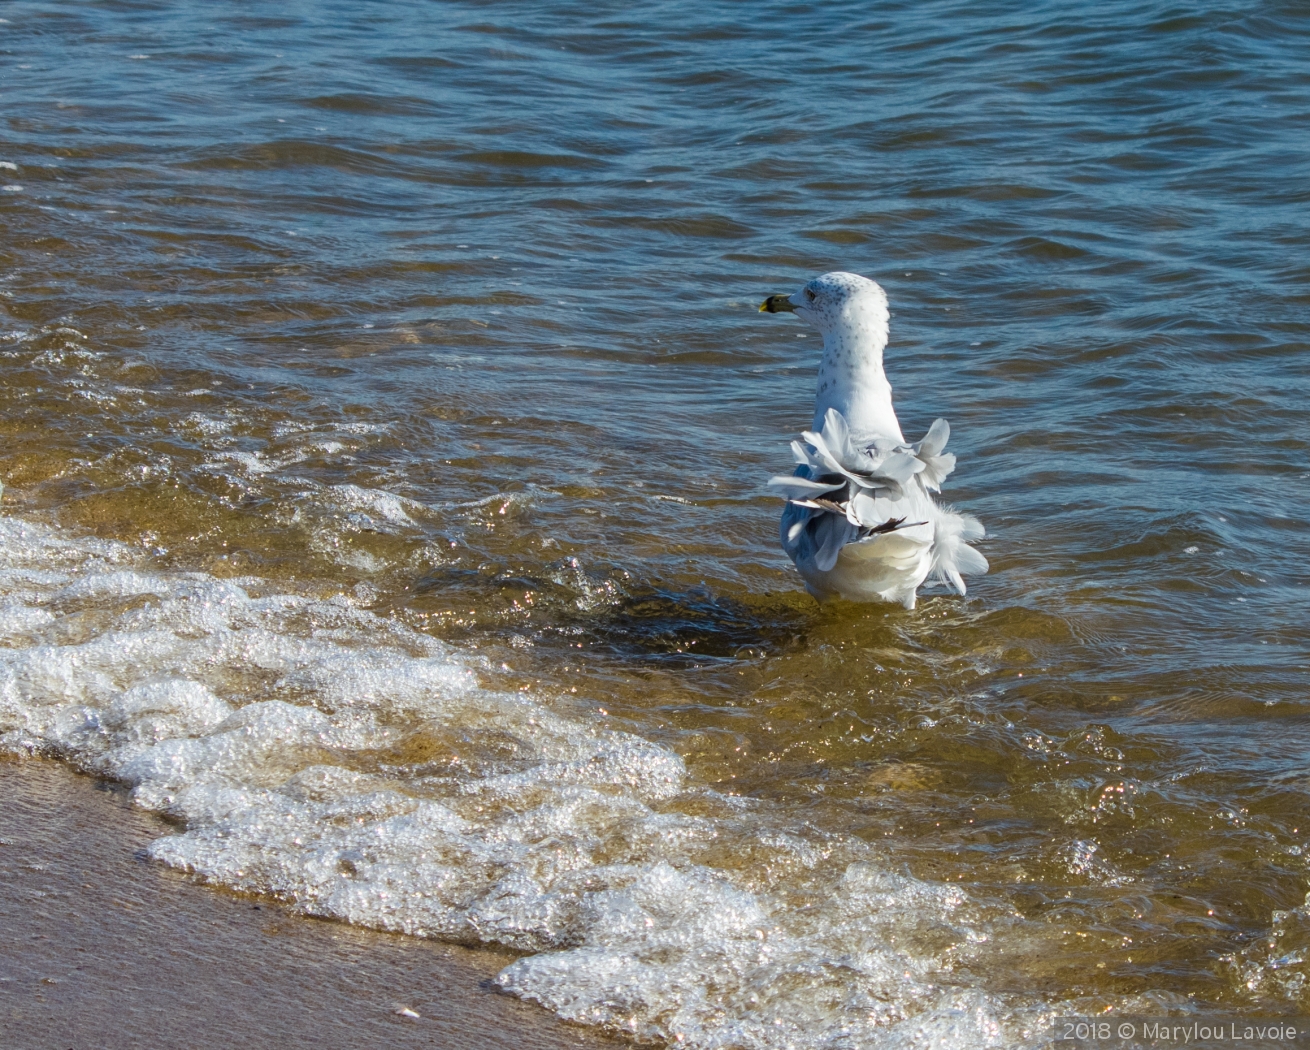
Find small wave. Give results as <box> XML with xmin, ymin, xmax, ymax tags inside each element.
<box><xmin>0</xmin><ymin>512</ymin><xmax>1038</xmax><ymax>1048</ymax></box>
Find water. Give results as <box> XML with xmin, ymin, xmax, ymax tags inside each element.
<box><xmin>2</xmin><ymin>1</ymin><xmax>1309</xmax><ymax>1046</ymax></box>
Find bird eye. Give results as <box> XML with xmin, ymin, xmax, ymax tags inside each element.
<box><xmin>804</xmin><ymin>288</ymin><xmax>816</xmax><ymax>302</ymax></box>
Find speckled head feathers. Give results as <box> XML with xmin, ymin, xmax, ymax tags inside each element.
<box><xmin>791</xmin><ymin>272</ymin><xmax>889</xmax><ymax>339</ymax></box>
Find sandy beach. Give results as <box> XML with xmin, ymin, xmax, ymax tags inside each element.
<box><xmin>0</xmin><ymin>757</ymin><xmax>625</xmax><ymax>1050</ymax></box>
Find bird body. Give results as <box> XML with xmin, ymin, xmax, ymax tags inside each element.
<box><xmin>762</xmin><ymin>272</ymin><xmax>987</xmax><ymax>609</ymax></box>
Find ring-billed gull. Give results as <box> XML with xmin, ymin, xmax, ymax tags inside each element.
<box><xmin>761</xmin><ymin>271</ymin><xmax>987</xmax><ymax>609</ymax></box>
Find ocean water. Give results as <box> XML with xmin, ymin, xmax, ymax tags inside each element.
<box><xmin>2</xmin><ymin>1</ymin><xmax>1309</xmax><ymax>1046</ymax></box>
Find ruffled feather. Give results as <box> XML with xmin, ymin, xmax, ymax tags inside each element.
<box><xmin>771</xmin><ymin>407</ymin><xmax>986</xmax><ymax>605</ymax></box>
<box><xmin>926</xmin><ymin>509</ymin><xmax>988</xmax><ymax>595</ymax></box>
<box><xmin>913</xmin><ymin>418</ymin><xmax>957</xmax><ymax>492</ymax></box>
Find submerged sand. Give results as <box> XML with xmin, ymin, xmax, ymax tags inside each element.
<box><xmin>0</xmin><ymin>758</ymin><xmax>626</xmax><ymax>1050</ymax></box>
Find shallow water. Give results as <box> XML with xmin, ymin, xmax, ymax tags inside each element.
<box><xmin>2</xmin><ymin>1</ymin><xmax>1309</xmax><ymax>1046</ymax></box>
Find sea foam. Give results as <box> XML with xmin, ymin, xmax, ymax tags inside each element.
<box><xmin>0</xmin><ymin>513</ymin><xmax>1038</xmax><ymax>1049</ymax></box>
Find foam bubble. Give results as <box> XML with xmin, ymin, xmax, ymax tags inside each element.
<box><xmin>0</xmin><ymin>512</ymin><xmax>1042</xmax><ymax>1048</ymax></box>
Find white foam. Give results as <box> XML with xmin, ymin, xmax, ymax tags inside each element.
<box><xmin>320</xmin><ymin>483</ymin><xmax>427</xmax><ymax>526</ymax></box>
<box><xmin>182</xmin><ymin>412</ymin><xmax>233</xmax><ymax>437</ymax></box>
<box><xmin>0</xmin><ymin>512</ymin><xmax>1046</xmax><ymax>1048</ymax></box>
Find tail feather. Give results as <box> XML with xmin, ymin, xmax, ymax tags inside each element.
<box><xmin>929</xmin><ymin>508</ymin><xmax>988</xmax><ymax>595</ymax></box>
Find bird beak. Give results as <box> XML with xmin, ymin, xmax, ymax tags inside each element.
<box><xmin>759</xmin><ymin>294</ymin><xmax>796</xmax><ymax>314</ymax></box>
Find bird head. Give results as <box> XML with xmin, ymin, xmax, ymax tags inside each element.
<box><xmin>759</xmin><ymin>272</ymin><xmax>888</xmax><ymax>340</ymax></box>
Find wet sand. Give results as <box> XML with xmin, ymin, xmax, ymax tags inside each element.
<box><xmin>0</xmin><ymin>758</ymin><xmax>626</xmax><ymax>1050</ymax></box>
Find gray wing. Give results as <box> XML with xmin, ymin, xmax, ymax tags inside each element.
<box><xmin>781</xmin><ymin>496</ymin><xmax>858</xmax><ymax>574</ymax></box>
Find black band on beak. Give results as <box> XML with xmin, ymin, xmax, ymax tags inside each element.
<box><xmin>759</xmin><ymin>294</ymin><xmax>796</xmax><ymax>314</ymax></box>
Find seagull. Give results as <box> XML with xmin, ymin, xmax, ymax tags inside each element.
<box><xmin>760</xmin><ymin>271</ymin><xmax>987</xmax><ymax>609</ymax></box>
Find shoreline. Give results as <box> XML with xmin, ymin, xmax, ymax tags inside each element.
<box><xmin>0</xmin><ymin>757</ymin><xmax>628</xmax><ymax>1050</ymax></box>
